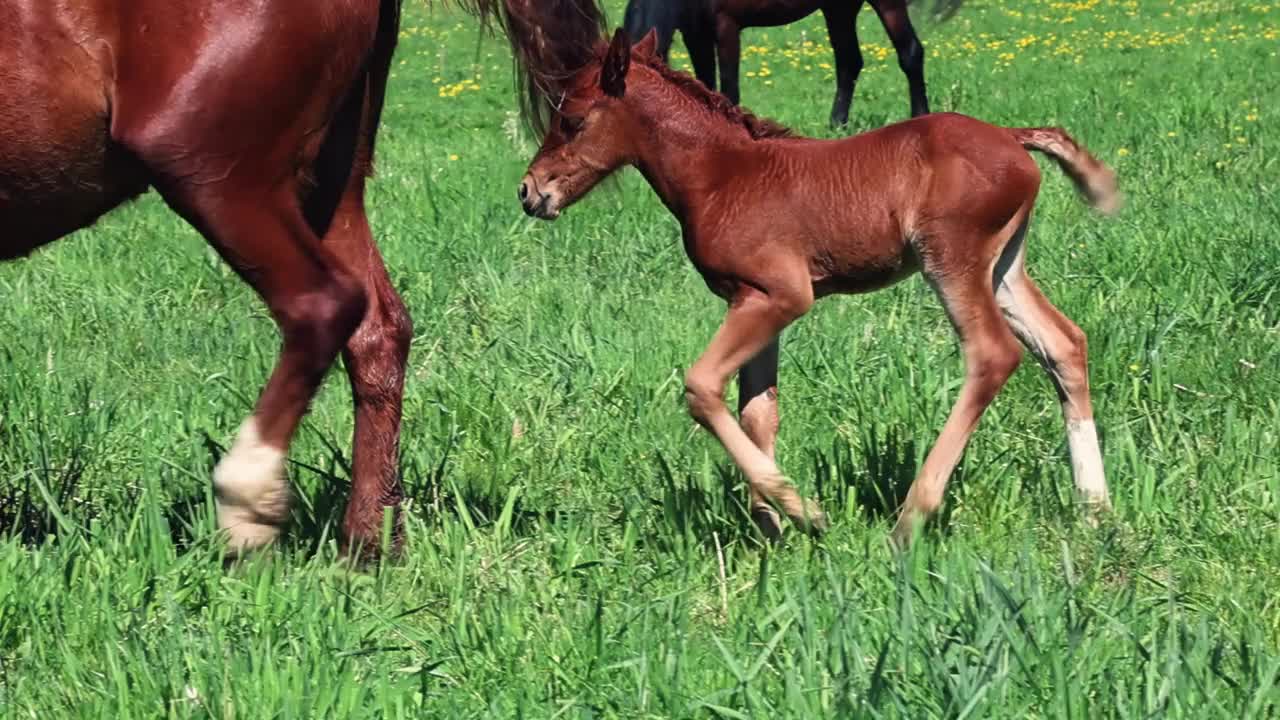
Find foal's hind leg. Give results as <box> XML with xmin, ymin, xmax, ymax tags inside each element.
<box><xmin>995</xmin><ymin>251</ymin><xmax>1111</xmax><ymax>516</ymax></box>
<box><xmin>893</xmin><ymin>274</ymin><xmax>1022</xmax><ymax>547</ymax></box>
<box><xmin>686</xmin><ymin>287</ymin><xmax>825</xmax><ymax>533</ymax></box>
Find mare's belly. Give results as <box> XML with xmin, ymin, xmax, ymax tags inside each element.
<box><xmin>0</xmin><ymin>24</ymin><xmax>146</xmax><ymax>258</ymax></box>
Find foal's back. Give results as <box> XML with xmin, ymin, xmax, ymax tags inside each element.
<box><xmin>734</xmin><ymin>114</ymin><xmax>1042</xmax><ymax>294</ymax></box>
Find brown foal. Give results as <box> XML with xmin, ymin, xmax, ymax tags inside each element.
<box><xmin>519</xmin><ymin>29</ymin><xmax>1120</xmax><ymax>545</ymax></box>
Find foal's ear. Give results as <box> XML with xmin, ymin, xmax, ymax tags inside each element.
<box><xmin>634</xmin><ymin>28</ymin><xmax>659</xmax><ymax>59</ymax></box>
<box><xmin>601</xmin><ymin>28</ymin><xmax>631</xmax><ymax>98</ymax></box>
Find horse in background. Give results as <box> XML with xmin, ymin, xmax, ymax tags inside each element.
<box><xmin>517</xmin><ymin>29</ymin><xmax>1119</xmax><ymax>544</ymax></box>
<box><xmin>0</xmin><ymin>0</ymin><xmax>605</xmax><ymax>558</ymax></box>
<box><xmin>623</xmin><ymin>0</ymin><xmax>940</xmax><ymax>128</ymax></box>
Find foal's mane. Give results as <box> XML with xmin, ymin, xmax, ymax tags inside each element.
<box><xmin>624</xmin><ymin>49</ymin><xmax>795</xmax><ymax>141</ymax></box>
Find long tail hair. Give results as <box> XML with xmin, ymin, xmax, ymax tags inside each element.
<box><xmin>1011</xmin><ymin>127</ymin><xmax>1123</xmax><ymax>215</ymax></box>
<box><xmin>457</xmin><ymin>0</ymin><xmax>607</xmax><ymax>134</ymax></box>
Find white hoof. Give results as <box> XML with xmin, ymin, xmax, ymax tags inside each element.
<box><xmin>213</xmin><ymin>418</ymin><xmax>290</xmax><ymax>554</ymax></box>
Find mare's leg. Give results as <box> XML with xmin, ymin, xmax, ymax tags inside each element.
<box><xmin>869</xmin><ymin>0</ymin><xmax>929</xmax><ymax>117</ymax></box>
<box><xmin>686</xmin><ymin>286</ymin><xmax>825</xmax><ymax>533</ymax></box>
<box><xmin>821</xmin><ymin>0</ymin><xmax>866</xmax><ymax>128</ymax></box>
<box><xmin>738</xmin><ymin>339</ymin><xmax>782</xmax><ymax>538</ymax></box>
<box><xmin>328</xmin><ymin>188</ymin><xmax>414</xmax><ymax>556</ymax></box>
<box><xmin>994</xmin><ymin>246</ymin><xmax>1110</xmax><ymax>516</ymax></box>
<box><xmin>892</xmin><ymin>268</ymin><xmax>1023</xmax><ymax>548</ymax></box>
<box><xmin>715</xmin><ymin>15</ymin><xmax>743</xmax><ymax>105</ymax></box>
<box><xmin>686</xmin><ymin>29</ymin><xmax>719</xmax><ymax>92</ymax></box>
<box><xmin>173</xmin><ymin>185</ymin><xmax>366</xmax><ymax>554</ymax></box>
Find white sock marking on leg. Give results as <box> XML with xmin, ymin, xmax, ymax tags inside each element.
<box><xmin>213</xmin><ymin>418</ymin><xmax>290</xmax><ymax>552</ymax></box>
<box><xmin>1067</xmin><ymin>419</ymin><xmax>1109</xmax><ymax>506</ymax></box>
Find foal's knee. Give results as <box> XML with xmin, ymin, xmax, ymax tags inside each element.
<box><xmin>968</xmin><ymin>339</ymin><xmax>1022</xmax><ymax>404</ymax></box>
<box><xmin>1053</xmin><ymin>321</ymin><xmax>1091</xmax><ymax>400</ymax></box>
<box><xmin>684</xmin><ymin>371</ymin><xmax>726</xmax><ymax>425</ymax></box>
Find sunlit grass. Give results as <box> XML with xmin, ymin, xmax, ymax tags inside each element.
<box><xmin>1</xmin><ymin>0</ymin><xmax>1277</xmax><ymax>716</ymax></box>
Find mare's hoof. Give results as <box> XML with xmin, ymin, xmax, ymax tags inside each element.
<box><xmin>219</xmin><ymin>517</ymin><xmax>284</xmax><ymax>562</ymax></box>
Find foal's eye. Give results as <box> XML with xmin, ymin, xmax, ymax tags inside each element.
<box><xmin>560</xmin><ymin>115</ymin><xmax>585</xmax><ymax>134</ymax></box>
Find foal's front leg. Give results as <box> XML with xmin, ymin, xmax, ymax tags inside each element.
<box><xmin>685</xmin><ymin>288</ymin><xmax>825</xmax><ymax>534</ymax></box>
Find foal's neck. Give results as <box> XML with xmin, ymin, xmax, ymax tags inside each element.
<box><xmin>629</xmin><ymin>92</ymin><xmax>767</xmax><ymax>219</ymax></box>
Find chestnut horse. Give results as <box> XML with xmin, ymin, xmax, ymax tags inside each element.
<box><xmin>0</xmin><ymin>0</ymin><xmax>604</xmax><ymax>557</ymax></box>
<box><xmin>519</xmin><ymin>29</ymin><xmax>1120</xmax><ymax>545</ymax></box>
<box><xmin>623</xmin><ymin>0</ymin><xmax>934</xmax><ymax>127</ymax></box>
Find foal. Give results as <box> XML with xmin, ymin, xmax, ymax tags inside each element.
<box><xmin>623</xmin><ymin>0</ymin><xmax>932</xmax><ymax>127</ymax></box>
<box><xmin>519</xmin><ymin>29</ymin><xmax>1120</xmax><ymax>544</ymax></box>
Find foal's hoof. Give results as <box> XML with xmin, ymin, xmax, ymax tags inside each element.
<box><xmin>1080</xmin><ymin>495</ymin><xmax>1113</xmax><ymax>529</ymax></box>
<box><xmin>890</xmin><ymin>514</ymin><xmax>922</xmax><ymax>552</ymax></box>
<box><xmin>788</xmin><ymin>499</ymin><xmax>828</xmax><ymax>537</ymax></box>
<box><xmin>750</xmin><ymin>505</ymin><xmax>783</xmax><ymax>543</ymax></box>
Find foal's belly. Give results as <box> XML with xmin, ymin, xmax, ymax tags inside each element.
<box><xmin>0</xmin><ymin>12</ymin><xmax>146</xmax><ymax>259</ymax></box>
<box><xmin>810</xmin><ymin>240</ymin><xmax>919</xmax><ymax>298</ymax></box>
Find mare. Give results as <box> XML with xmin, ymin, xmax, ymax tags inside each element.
<box><xmin>518</xmin><ymin>29</ymin><xmax>1120</xmax><ymax>545</ymax></box>
<box><xmin>623</xmin><ymin>0</ymin><xmax>936</xmax><ymax>127</ymax></box>
<box><xmin>0</xmin><ymin>0</ymin><xmax>604</xmax><ymax>558</ymax></box>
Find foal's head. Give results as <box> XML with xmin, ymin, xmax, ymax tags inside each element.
<box><xmin>517</xmin><ymin>29</ymin><xmax>657</xmax><ymax>220</ymax></box>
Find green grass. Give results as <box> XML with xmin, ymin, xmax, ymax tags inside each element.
<box><xmin>2</xmin><ymin>0</ymin><xmax>1278</xmax><ymax>716</ymax></box>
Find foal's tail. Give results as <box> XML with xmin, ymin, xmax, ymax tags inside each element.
<box><xmin>1010</xmin><ymin>127</ymin><xmax>1123</xmax><ymax>215</ymax></box>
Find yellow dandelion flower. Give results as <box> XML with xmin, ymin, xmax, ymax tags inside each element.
<box><xmin>449</xmin><ymin>154</ymin><xmax>459</xmax><ymax>161</ymax></box>
<box><xmin>1117</xmin><ymin>147</ymin><xmax>1130</xmax><ymax>156</ymax></box>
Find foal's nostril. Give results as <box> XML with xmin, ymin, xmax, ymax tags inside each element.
<box><xmin>518</xmin><ymin>181</ymin><xmax>529</xmax><ymax>202</ymax></box>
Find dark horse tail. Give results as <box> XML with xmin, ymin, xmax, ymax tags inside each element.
<box><xmin>1010</xmin><ymin>127</ymin><xmax>1123</xmax><ymax>216</ymax></box>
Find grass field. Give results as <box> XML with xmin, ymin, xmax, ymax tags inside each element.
<box><xmin>2</xmin><ymin>0</ymin><xmax>1278</xmax><ymax>716</ymax></box>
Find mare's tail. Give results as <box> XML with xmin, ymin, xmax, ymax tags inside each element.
<box><xmin>1010</xmin><ymin>127</ymin><xmax>1123</xmax><ymax>215</ymax></box>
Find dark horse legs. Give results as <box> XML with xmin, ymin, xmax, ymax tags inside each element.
<box><xmin>687</xmin><ymin>28</ymin><xmax>719</xmax><ymax>92</ymax></box>
<box><xmin>822</xmin><ymin>0</ymin><xmax>866</xmax><ymax>128</ymax></box>
<box><xmin>872</xmin><ymin>0</ymin><xmax>930</xmax><ymax>117</ymax></box>
<box><xmin>711</xmin><ymin>0</ymin><xmax>929</xmax><ymax>121</ymax></box>
<box><xmin>715</xmin><ymin>15</ymin><xmax>743</xmax><ymax>104</ymax></box>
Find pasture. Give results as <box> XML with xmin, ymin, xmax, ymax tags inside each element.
<box><xmin>1</xmin><ymin>0</ymin><xmax>1277</xmax><ymax>716</ymax></box>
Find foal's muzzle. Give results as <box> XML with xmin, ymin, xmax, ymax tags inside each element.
<box><xmin>518</xmin><ymin>176</ymin><xmax>559</xmax><ymax>220</ymax></box>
